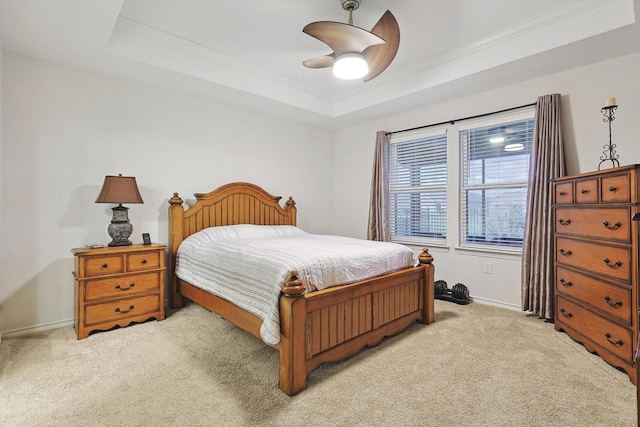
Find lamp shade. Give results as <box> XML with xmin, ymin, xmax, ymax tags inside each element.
<box><xmin>95</xmin><ymin>175</ymin><xmax>144</xmax><ymax>204</ymax></box>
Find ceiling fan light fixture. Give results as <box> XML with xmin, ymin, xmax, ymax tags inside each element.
<box><xmin>332</xmin><ymin>53</ymin><xmax>369</xmax><ymax>80</ymax></box>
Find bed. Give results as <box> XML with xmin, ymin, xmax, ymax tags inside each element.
<box><xmin>168</xmin><ymin>182</ymin><xmax>435</xmax><ymax>396</ymax></box>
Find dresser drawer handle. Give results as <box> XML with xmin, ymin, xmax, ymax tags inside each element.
<box><xmin>609</xmin><ymin>186</ymin><xmax>617</xmax><ymax>192</ymax></box>
<box><xmin>102</xmin><ymin>263</ymin><xmax>108</xmax><ymax>269</ymax></box>
<box><xmin>558</xmin><ymin>218</ymin><xmax>571</xmax><ymax>226</ymax></box>
<box><xmin>558</xmin><ymin>278</ymin><xmax>572</xmax><ymax>287</ymax></box>
<box><xmin>115</xmin><ymin>283</ymin><xmax>135</xmax><ymax>291</ymax></box>
<box><xmin>602</xmin><ymin>221</ymin><xmax>621</xmax><ymax>230</ymax></box>
<box><xmin>141</xmin><ymin>259</ymin><xmax>147</xmax><ymax>264</ymax></box>
<box><xmin>580</xmin><ymin>188</ymin><xmax>588</xmax><ymax>194</ymax></box>
<box><xmin>559</xmin><ymin>249</ymin><xmax>572</xmax><ymax>256</ymax></box>
<box><xmin>559</xmin><ymin>308</ymin><xmax>572</xmax><ymax>318</ymax></box>
<box><xmin>559</xmin><ymin>191</ymin><xmax>567</xmax><ymax>196</ymax></box>
<box><xmin>603</xmin><ymin>258</ymin><xmax>622</xmax><ymax>268</ymax></box>
<box><xmin>604</xmin><ymin>333</ymin><xmax>624</xmax><ymax>347</ymax></box>
<box><xmin>115</xmin><ymin>305</ymin><xmax>134</xmax><ymax>314</ymax></box>
<box><xmin>604</xmin><ymin>296</ymin><xmax>622</xmax><ymax>308</ymax></box>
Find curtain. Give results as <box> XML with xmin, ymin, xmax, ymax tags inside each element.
<box><xmin>521</xmin><ymin>94</ymin><xmax>566</xmax><ymax>319</ymax></box>
<box><xmin>367</xmin><ymin>131</ymin><xmax>390</xmax><ymax>241</ymax></box>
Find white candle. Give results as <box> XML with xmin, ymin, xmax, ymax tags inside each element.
<box><xmin>604</xmin><ymin>97</ymin><xmax>616</xmax><ymax>107</ymax></box>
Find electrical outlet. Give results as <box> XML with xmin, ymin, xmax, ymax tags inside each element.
<box><xmin>483</xmin><ymin>262</ymin><xmax>492</xmax><ymax>274</ymax></box>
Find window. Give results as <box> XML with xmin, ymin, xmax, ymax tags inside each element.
<box><xmin>389</xmin><ymin>130</ymin><xmax>447</xmax><ymax>245</ymax></box>
<box><xmin>460</xmin><ymin>114</ymin><xmax>534</xmax><ymax>250</ymax></box>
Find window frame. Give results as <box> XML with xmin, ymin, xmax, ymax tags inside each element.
<box><xmin>457</xmin><ymin>109</ymin><xmax>535</xmax><ymax>254</ymax></box>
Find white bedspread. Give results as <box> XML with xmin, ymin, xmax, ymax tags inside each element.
<box><xmin>176</xmin><ymin>225</ymin><xmax>419</xmax><ymax>346</ymax></box>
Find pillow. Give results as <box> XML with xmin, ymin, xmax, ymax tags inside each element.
<box><xmin>188</xmin><ymin>224</ymin><xmax>307</xmax><ymax>243</ymax></box>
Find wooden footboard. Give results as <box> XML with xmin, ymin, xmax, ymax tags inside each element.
<box><xmin>168</xmin><ymin>182</ymin><xmax>435</xmax><ymax>396</ymax></box>
<box><xmin>279</xmin><ymin>251</ymin><xmax>434</xmax><ymax>395</ymax></box>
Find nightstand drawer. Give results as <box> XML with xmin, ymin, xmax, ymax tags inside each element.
<box><xmin>84</xmin><ymin>255</ymin><xmax>124</xmax><ymax>277</ymax></box>
<box><xmin>127</xmin><ymin>251</ymin><xmax>161</xmax><ymax>271</ymax></box>
<box><xmin>84</xmin><ymin>294</ymin><xmax>161</xmax><ymax>325</ymax></box>
<box><xmin>84</xmin><ymin>272</ymin><xmax>161</xmax><ymax>301</ymax></box>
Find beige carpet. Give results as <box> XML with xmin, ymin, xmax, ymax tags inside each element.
<box><xmin>0</xmin><ymin>300</ymin><xmax>636</xmax><ymax>426</ymax></box>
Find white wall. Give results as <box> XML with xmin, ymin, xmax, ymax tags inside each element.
<box><xmin>0</xmin><ymin>44</ymin><xmax>3</xmax><ymax>339</ymax></box>
<box><xmin>0</xmin><ymin>52</ymin><xmax>334</xmax><ymax>334</ymax></box>
<box><xmin>333</xmin><ymin>52</ymin><xmax>640</xmax><ymax>309</ymax></box>
<box><xmin>3</xmin><ymin>51</ymin><xmax>640</xmax><ymax>334</ymax></box>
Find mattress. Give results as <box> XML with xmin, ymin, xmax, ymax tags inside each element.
<box><xmin>176</xmin><ymin>224</ymin><xmax>419</xmax><ymax>345</ymax></box>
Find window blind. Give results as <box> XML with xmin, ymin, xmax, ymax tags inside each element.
<box><xmin>389</xmin><ymin>132</ymin><xmax>447</xmax><ymax>243</ymax></box>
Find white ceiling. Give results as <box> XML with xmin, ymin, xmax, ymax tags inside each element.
<box><xmin>1</xmin><ymin>0</ymin><xmax>639</xmax><ymax>129</ymax></box>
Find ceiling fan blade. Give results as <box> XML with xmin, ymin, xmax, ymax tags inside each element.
<box><xmin>362</xmin><ymin>10</ymin><xmax>400</xmax><ymax>81</ymax></box>
<box><xmin>303</xmin><ymin>21</ymin><xmax>385</xmax><ymax>57</ymax></box>
<box><xmin>303</xmin><ymin>54</ymin><xmax>336</xmax><ymax>69</ymax></box>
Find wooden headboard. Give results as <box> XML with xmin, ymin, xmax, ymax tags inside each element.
<box><xmin>168</xmin><ymin>182</ymin><xmax>297</xmax><ymax>307</ymax></box>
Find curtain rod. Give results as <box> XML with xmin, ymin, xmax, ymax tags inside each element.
<box><xmin>385</xmin><ymin>102</ymin><xmax>537</xmax><ymax>136</ymax></box>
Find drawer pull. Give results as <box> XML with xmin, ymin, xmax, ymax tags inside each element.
<box><xmin>559</xmin><ymin>249</ymin><xmax>572</xmax><ymax>256</ymax></box>
<box><xmin>602</xmin><ymin>221</ymin><xmax>621</xmax><ymax>230</ymax></box>
<box><xmin>558</xmin><ymin>218</ymin><xmax>571</xmax><ymax>226</ymax></box>
<box><xmin>559</xmin><ymin>191</ymin><xmax>567</xmax><ymax>196</ymax></box>
<box><xmin>604</xmin><ymin>333</ymin><xmax>624</xmax><ymax>347</ymax></box>
<box><xmin>558</xmin><ymin>278</ymin><xmax>572</xmax><ymax>287</ymax></box>
<box><xmin>115</xmin><ymin>283</ymin><xmax>135</xmax><ymax>291</ymax></box>
<box><xmin>603</xmin><ymin>258</ymin><xmax>622</xmax><ymax>268</ymax></box>
<box><xmin>141</xmin><ymin>259</ymin><xmax>147</xmax><ymax>264</ymax></box>
<box><xmin>559</xmin><ymin>308</ymin><xmax>572</xmax><ymax>318</ymax></box>
<box><xmin>102</xmin><ymin>263</ymin><xmax>108</xmax><ymax>269</ymax></box>
<box><xmin>115</xmin><ymin>305</ymin><xmax>135</xmax><ymax>314</ymax></box>
<box><xmin>609</xmin><ymin>186</ymin><xmax>617</xmax><ymax>192</ymax></box>
<box><xmin>604</xmin><ymin>296</ymin><xmax>622</xmax><ymax>308</ymax></box>
<box><xmin>581</xmin><ymin>189</ymin><xmax>588</xmax><ymax>194</ymax></box>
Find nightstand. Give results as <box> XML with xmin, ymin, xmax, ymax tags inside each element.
<box><xmin>72</xmin><ymin>244</ymin><xmax>166</xmax><ymax>339</ymax></box>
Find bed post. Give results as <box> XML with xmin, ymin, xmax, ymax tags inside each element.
<box><xmin>285</xmin><ymin>197</ymin><xmax>297</xmax><ymax>226</ymax></box>
<box><xmin>419</xmin><ymin>248</ymin><xmax>435</xmax><ymax>324</ymax></box>
<box><xmin>278</xmin><ymin>270</ymin><xmax>307</xmax><ymax>396</ymax></box>
<box><xmin>169</xmin><ymin>192</ymin><xmax>185</xmax><ymax>309</ymax></box>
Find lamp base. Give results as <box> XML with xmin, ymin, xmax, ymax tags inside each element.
<box><xmin>107</xmin><ymin>205</ymin><xmax>134</xmax><ymax>247</ymax></box>
<box><xmin>108</xmin><ymin>239</ymin><xmax>133</xmax><ymax>247</ymax></box>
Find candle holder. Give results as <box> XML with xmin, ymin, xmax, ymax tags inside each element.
<box><xmin>598</xmin><ymin>104</ymin><xmax>619</xmax><ymax>170</ymax></box>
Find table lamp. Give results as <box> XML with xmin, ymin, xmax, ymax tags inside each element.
<box><xmin>95</xmin><ymin>174</ymin><xmax>144</xmax><ymax>246</ymax></box>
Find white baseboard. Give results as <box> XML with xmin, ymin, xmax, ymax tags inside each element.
<box><xmin>1</xmin><ymin>318</ymin><xmax>74</xmax><ymax>338</ymax></box>
<box><xmin>470</xmin><ymin>296</ymin><xmax>521</xmax><ymax>311</ymax></box>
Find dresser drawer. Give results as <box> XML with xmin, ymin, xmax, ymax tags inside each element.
<box><xmin>84</xmin><ymin>255</ymin><xmax>124</xmax><ymax>277</ymax></box>
<box><xmin>554</xmin><ymin>207</ymin><xmax>630</xmax><ymax>242</ymax></box>
<box><xmin>601</xmin><ymin>173</ymin><xmax>631</xmax><ymax>203</ymax></box>
<box><xmin>556</xmin><ymin>296</ymin><xmax>632</xmax><ymax>363</ymax></box>
<box><xmin>84</xmin><ymin>272</ymin><xmax>161</xmax><ymax>301</ymax></box>
<box><xmin>554</xmin><ymin>182</ymin><xmax>573</xmax><ymax>204</ymax></box>
<box><xmin>556</xmin><ymin>237</ymin><xmax>630</xmax><ymax>282</ymax></box>
<box><xmin>127</xmin><ymin>250</ymin><xmax>162</xmax><ymax>271</ymax></box>
<box><xmin>575</xmin><ymin>178</ymin><xmax>597</xmax><ymax>203</ymax></box>
<box><xmin>84</xmin><ymin>294</ymin><xmax>161</xmax><ymax>325</ymax></box>
<box><xmin>555</xmin><ymin>266</ymin><xmax>631</xmax><ymax>324</ymax></box>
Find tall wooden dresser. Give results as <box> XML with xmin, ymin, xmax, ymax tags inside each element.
<box><xmin>552</xmin><ymin>165</ymin><xmax>639</xmax><ymax>384</ymax></box>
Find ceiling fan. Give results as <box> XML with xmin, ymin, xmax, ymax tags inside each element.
<box><xmin>302</xmin><ymin>0</ymin><xmax>400</xmax><ymax>81</ymax></box>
